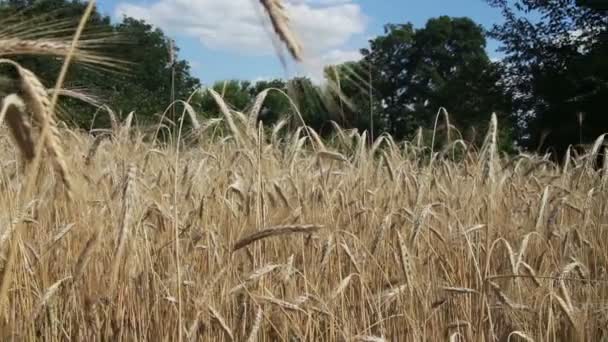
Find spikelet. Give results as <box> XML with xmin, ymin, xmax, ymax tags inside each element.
<box><xmin>43</xmin><ymin>223</ymin><xmax>75</xmax><ymax>255</ymax></box>
<box><xmin>520</xmin><ymin>261</ymin><xmax>542</xmax><ymax>287</ymax></box>
<box><xmin>254</xmin><ymin>295</ymin><xmax>305</xmax><ymax>313</ymax></box>
<box><xmin>187</xmin><ymin>312</ymin><xmax>203</xmax><ymax>342</ymax></box>
<box><xmin>331</xmin><ymin>273</ymin><xmax>355</xmax><ymax>300</ymax></box>
<box><xmin>229</xmin><ymin>264</ymin><xmax>281</xmax><ymax>295</ymax></box>
<box><xmin>85</xmin><ymin>134</ymin><xmax>107</xmax><ymax>166</ymax></box>
<box><xmin>208</xmin><ymin>305</ymin><xmax>234</xmax><ymax>340</ymax></box>
<box><xmin>507</xmin><ymin>331</ymin><xmax>534</xmax><ymax>342</ymax></box>
<box><xmin>317</xmin><ymin>150</ymin><xmax>349</xmax><ymax>163</ymax></box>
<box><xmin>108</xmin><ymin>164</ymin><xmax>137</xmax><ymax>295</ymax></box>
<box><xmin>396</xmin><ymin>231</ymin><xmax>414</xmax><ymax>295</ymax></box>
<box><xmin>246</xmin><ymin>305</ymin><xmax>264</xmax><ymax>342</ymax></box>
<box><xmin>282</xmin><ymin>254</ymin><xmax>296</xmax><ymax>282</ymax></box>
<box><xmin>441</xmin><ymin>286</ymin><xmax>478</xmax><ymax>295</ymax></box>
<box><xmin>320</xmin><ymin>234</ymin><xmax>335</xmax><ymax>268</ymax></box>
<box><xmin>488</xmin><ymin>281</ymin><xmax>529</xmax><ymax>310</ymax></box>
<box><xmin>552</xmin><ymin>292</ymin><xmax>577</xmax><ymax>329</ymax></box>
<box><xmin>371</xmin><ymin>214</ymin><xmax>391</xmax><ymax>255</ymax></box>
<box><xmin>1</xmin><ymin>60</ymin><xmax>73</xmax><ymax>196</ymax></box>
<box><xmin>409</xmin><ymin>205</ymin><xmax>433</xmax><ymax>248</ymax></box>
<box><xmin>248</xmin><ymin>89</ymin><xmax>270</xmax><ymax>129</ymax></box>
<box><xmin>118</xmin><ymin>111</ymin><xmax>134</xmax><ymax>140</ymax></box>
<box><xmin>515</xmin><ymin>233</ymin><xmax>534</xmax><ymax>274</ymax></box>
<box><xmin>208</xmin><ymin>88</ymin><xmax>243</xmax><ymax>145</ymax></box>
<box><xmin>586</xmin><ymin>134</ymin><xmax>606</xmax><ymax>169</ymax></box>
<box><xmin>535</xmin><ymin>187</ymin><xmax>550</xmax><ymax>231</ymax></box>
<box><xmin>30</xmin><ymin>276</ymin><xmax>72</xmax><ymax>320</ymax></box>
<box><xmin>0</xmin><ymin>94</ymin><xmax>35</xmax><ymax>162</ymax></box>
<box><xmin>232</xmin><ymin>224</ymin><xmax>322</xmax><ymax>251</ymax></box>
<box><xmin>376</xmin><ymin>283</ymin><xmax>408</xmax><ymax>305</ymax></box>
<box><xmin>354</xmin><ymin>336</ymin><xmax>387</xmax><ymax>342</ymax></box>
<box><xmin>73</xmin><ymin>231</ymin><xmax>100</xmax><ymax>281</ymax></box>
<box><xmin>481</xmin><ymin>113</ymin><xmax>498</xmax><ymax>183</ymax></box>
<box><xmin>340</xmin><ymin>242</ymin><xmax>362</xmax><ymax>275</ymax></box>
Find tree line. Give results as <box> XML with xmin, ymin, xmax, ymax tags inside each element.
<box><xmin>1</xmin><ymin>0</ymin><xmax>607</xmax><ymax>157</ymax></box>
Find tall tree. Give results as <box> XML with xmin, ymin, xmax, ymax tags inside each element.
<box><xmin>339</xmin><ymin>16</ymin><xmax>512</xmax><ymax>143</ymax></box>
<box><xmin>107</xmin><ymin>17</ymin><xmax>200</xmax><ymax>123</ymax></box>
<box><xmin>487</xmin><ymin>0</ymin><xmax>608</xmax><ymax>156</ymax></box>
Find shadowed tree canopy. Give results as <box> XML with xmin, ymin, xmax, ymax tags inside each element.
<box><xmin>486</xmin><ymin>0</ymin><xmax>608</xmax><ymax>157</ymax></box>
<box><xmin>0</xmin><ymin>0</ymin><xmax>200</xmax><ymax>128</ymax></box>
<box><xmin>194</xmin><ymin>80</ymin><xmax>253</xmax><ymax>117</ymax></box>
<box><xmin>248</xmin><ymin>79</ymin><xmax>292</xmax><ymax>125</ymax></box>
<box><xmin>577</xmin><ymin>0</ymin><xmax>608</xmax><ymax>10</ymax></box>
<box><xmin>328</xmin><ymin>16</ymin><xmax>513</xmax><ymax>145</ymax></box>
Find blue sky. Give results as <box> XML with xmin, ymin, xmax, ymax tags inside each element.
<box><xmin>96</xmin><ymin>0</ymin><xmax>505</xmax><ymax>85</ymax></box>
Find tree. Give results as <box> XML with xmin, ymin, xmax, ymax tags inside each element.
<box><xmin>248</xmin><ymin>79</ymin><xmax>291</xmax><ymax>126</ymax></box>
<box><xmin>486</xmin><ymin>0</ymin><xmax>608</xmax><ymax>156</ymax></box>
<box><xmin>337</xmin><ymin>16</ymin><xmax>512</xmax><ymax>143</ymax></box>
<box><xmin>0</xmin><ymin>0</ymin><xmax>200</xmax><ymax>128</ymax></box>
<box><xmin>0</xmin><ymin>0</ymin><xmax>114</xmax><ymax>126</ymax></box>
<box><xmin>287</xmin><ymin>77</ymin><xmax>334</xmax><ymax>135</ymax></box>
<box><xmin>577</xmin><ymin>0</ymin><xmax>608</xmax><ymax>10</ymax></box>
<box><xmin>194</xmin><ymin>80</ymin><xmax>253</xmax><ymax>118</ymax></box>
<box><xmin>102</xmin><ymin>17</ymin><xmax>201</xmax><ymax>127</ymax></box>
<box><xmin>323</xmin><ymin>62</ymin><xmax>385</xmax><ymax>138</ymax></box>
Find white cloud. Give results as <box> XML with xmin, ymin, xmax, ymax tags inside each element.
<box><xmin>299</xmin><ymin>48</ymin><xmax>362</xmax><ymax>82</ymax></box>
<box><xmin>115</xmin><ymin>0</ymin><xmax>366</xmax><ymax>79</ymax></box>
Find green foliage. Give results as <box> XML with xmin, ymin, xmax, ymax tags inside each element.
<box><xmin>487</xmin><ymin>0</ymin><xmax>608</xmax><ymax>157</ymax></box>
<box><xmin>286</xmin><ymin>77</ymin><xmax>336</xmax><ymax>134</ymax></box>
<box><xmin>324</xmin><ymin>62</ymin><xmax>384</xmax><ymax>137</ymax></box>
<box><xmin>194</xmin><ymin>80</ymin><xmax>253</xmax><ymax>117</ymax></box>
<box><xmin>249</xmin><ymin>79</ymin><xmax>292</xmax><ymax>125</ymax></box>
<box><xmin>106</xmin><ymin>18</ymin><xmax>200</xmax><ymax>122</ymax></box>
<box><xmin>0</xmin><ymin>0</ymin><xmax>200</xmax><ymax>128</ymax></box>
<box><xmin>576</xmin><ymin>0</ymin><xmax>608</xmax><ymax>10</ymax></box>
<box><xmin>329</xmin><ymin>16</ymin><xmax>512</xmax><ymax>147</ymax></box>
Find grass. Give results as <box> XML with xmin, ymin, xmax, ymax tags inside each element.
<box><xmin>0</xmin><ymin>1</ymin><xmax>607</xmax><ymax>340</ymax></box>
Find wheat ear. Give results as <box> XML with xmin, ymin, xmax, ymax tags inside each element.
<box><xmin>4</xmin><ymin>60</ymin><xmax>74</xmax><ymax>196</ymax></box>
<box><xmin>232</xmin><ymin>224</ymin><xmax>322</xmax><ymax>251</ymax></box>
<box><xmin>258</xmin><ymin>0</ymin><xmax>303</xmax><ymax>61</ymax></box>
<box><xmin>0</xmin><ymin>94</ymin><xmax>35</xmax><ymax>162</ymax></box>
<box><xmin>108</xmin><ymin>164</ymin><xmax>137</xmax><ymax>295</ymax></box>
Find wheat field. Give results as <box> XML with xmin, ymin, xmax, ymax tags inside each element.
<box><xmin>0</xmin><ymin>1</ymin><xmax>607</xmax><ymax>341</ymax></box>
<box><xmin>0</xmin><ymin>105</ymin><xmax>607</xmax><ymax>341</ymax></box>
